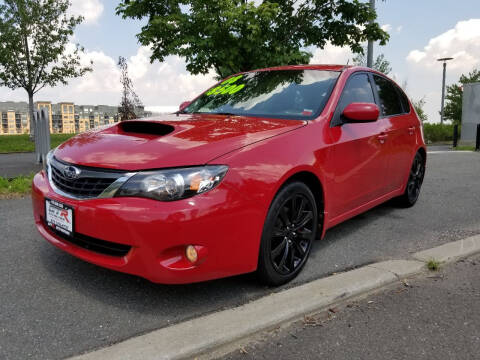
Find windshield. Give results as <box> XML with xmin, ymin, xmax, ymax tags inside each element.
<box><xmin>182</xmin><ymin>70</ymin><xmax>340</xmax><ymax>120</ymax></box>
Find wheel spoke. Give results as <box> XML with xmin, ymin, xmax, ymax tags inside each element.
<box><xmin>288</xmin><ymin>247</ymin><xmax>296</xmax><ymax>270</ymax></box>
<box><xmin>293</xmin><ymin>197</ymin><xmax>306</xmax><ymax>223</ymax></box>
<box><xmin>272</xmin><ymin>227</ymin><xmax>285</xmax><ymax>238</ymax></box>
<box><xmin>292</xmin><ymin>211</ymin><xmax>313</xmax><ymax>231</ymax></box>
<box><xmin>297</xmin><ymin>228</ymin><xmax>312</xmax><ymax>239</ymax></box>
<box><xmin>278</xmin><ymin>242</ymin><xmax>289</xmax><ymax>270</ymax></box>
<box><xmin>271</xmin><ymin>238</ymin><xmax>287</xmax><ymax>258</ymax></box>
<box><xmin>279</xmin><ymin>206</ymin><xmax>291</xmax><ymax>227</ymax></box>
<box><xmin>292</xmin><ymin>240</ymin><xmax>306</xmax><ymax>257</ymax></box>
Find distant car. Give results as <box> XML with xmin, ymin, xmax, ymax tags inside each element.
<box><xmin>32</xmin><ymin>65</ymin><xmax>426</xmax><ymax>285</ymax></box>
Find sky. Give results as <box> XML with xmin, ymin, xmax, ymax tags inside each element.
<box><xmin>0</xmin><ymin>0</ymin><xmax>479</xmax><ymax>121</ymax></box>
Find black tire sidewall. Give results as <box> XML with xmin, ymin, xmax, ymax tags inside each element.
<box><xmin>396</xmin><ymin>151</ymin><xmax>425</xmax><ymax>208</ymax></box>
<box><xmin>257</xmin><ymin>181</ymin><xmax>318</xmax><ymax>286</ymax></box>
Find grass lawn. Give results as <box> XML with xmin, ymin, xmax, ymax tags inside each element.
<box><xmin>0</xmin><ymin>134</ymin><xmax>75</xmax><ymax>153</ymax></box>
<box><xmin>453</xmin><ymin>145</ymin><xmax>476</xmax><ymax>151</ymax></box>
<box><xmin>0</xmin><ymin>173</ymin><xmax>35</xmax><ymax>198</ymax></box>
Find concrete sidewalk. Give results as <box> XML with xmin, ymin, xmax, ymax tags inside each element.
<box><xmin>0</xmin><ymin>152</ymin><xmax>41</xmax><ymax>177</ymax></box>
<box><xmin>221</xmin><ymin>254</ymin><xmax>480</xmax><ymax>360</ymax></box>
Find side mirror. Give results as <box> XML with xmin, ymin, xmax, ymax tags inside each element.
<box><xmin>179</xmin><ymin>101</ymin><xmax>191</xmax><ymax>111</ymax></box>
<box><xmin>342</xmin><ymin>102</ymin><xmax>379</xmax><ymax>123</ymax></box>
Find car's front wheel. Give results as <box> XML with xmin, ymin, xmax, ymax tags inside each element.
<box><xmin>257</xmin><ymin>182</ymin><xmax>318</xmax><ymax>286</ymax></box>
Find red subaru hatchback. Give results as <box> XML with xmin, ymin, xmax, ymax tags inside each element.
<box><xmin>32</xmin><ymin>65</ymin><xmax>426</xmax><ymax>285</ymax></box>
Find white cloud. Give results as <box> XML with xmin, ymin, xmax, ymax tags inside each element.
<box><xmin>396</xmin><ymin>25</ymin><xmax>403</xmax><ymax>33</ymax></box>
<box><xmin>0</xmin><ymin>45</ymin><xmax>216</xmax><ymax>109</ymax></box>
<box><xmin>406</xmin><ymin>50</ymin><xmax>426</xmax><ymax>63</ymax></box>
<box><xmin>405</xmin><ymin>19</ymin><xmax>480</xmax><ymax>122</ymax></box>
<box><xmin>381</xmin><ymin>24</ymin><xmax>392</xmax><ymax>32</ymax></box>
<box><xmin>310</xmin><ymin>43</ymin><xmax>353</xmax><ymax>65</ymax></box>
<box><xmin>69</xmin><ymin>0</ymin><xmax>104</xmax><ymax>25</ymax></box>
<box><xmin>406</xmin><ymin>19</ymin><xmax>480</xmax><ymax>72</ymax></box>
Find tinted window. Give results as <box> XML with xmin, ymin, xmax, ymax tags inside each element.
<box><xmin>373</xmin><ymin>75</ymin><xmax>403</xmax><ymax>116</ymax></box>
<box><xmin>398</xmin><ymin>89</ymin><xmax>410</xmax><ymax>113</ymax></box>
<box><xmin>336</xmin><ymin>73</ymin><xmax>375</xmax><ymax>113</ymax></box>
<box><xmin>183</xmin><ymin>70</ymin><xmax>340</xmax><ymax>120</ymax></box>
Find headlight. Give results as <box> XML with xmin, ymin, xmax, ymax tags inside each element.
<box><xmin>115</xmin><ymin>165</ymin><xmax>229</xmax><ymax>201</ymax></box>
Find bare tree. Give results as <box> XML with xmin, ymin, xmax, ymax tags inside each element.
<box><xmin>118</xmin><ymin>56</ymin><xmax>142</xmax><ymax>120</ymax></box>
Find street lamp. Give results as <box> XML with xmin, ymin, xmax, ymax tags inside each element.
<box><xmin>437</xmin><ymin>57</ymin><xmax>454</xmax><ymax>124</ymax></box>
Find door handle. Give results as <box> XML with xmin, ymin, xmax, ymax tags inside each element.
<box><xmin>377</xmin><ymin>133</ymin><xmax>388</xmax><ymax>144</ymax></box>
<box><xmin>408</xmin><ymin>126</ymin><xmax>415</xmax><ymax>135</ymax></box>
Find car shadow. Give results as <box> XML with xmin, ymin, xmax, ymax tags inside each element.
<box><xmin>38</xmin><ymin>241</ymin><xmax>269</xmax><ymax>316</ymax></box>
<box><xmin>319</xmin><ymin>199</ymin><xmax>402</xmax><ymax>242</ymax></box>
<box><xmin>38</xmin><ymin>199</ymin><xmax>402</xmax><ymax>319</ymax></box>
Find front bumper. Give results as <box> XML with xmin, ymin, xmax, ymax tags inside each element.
<box><xmin>32</xmin><ymin>170</ymin><xmax>264</xmax><ymax>284</ymax></box>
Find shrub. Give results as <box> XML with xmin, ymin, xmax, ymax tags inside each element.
<box><xmin>422</xmin><ymin>123</ymin><xmax>458</xmax><ymax>143</ymax></box>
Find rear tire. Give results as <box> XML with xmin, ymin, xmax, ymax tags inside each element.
<box><xmin>257</xmin><ymin>182</ymin><xmax>318</xmax><ymax>286</ymax></box>
<box><xmin>395</xmin><ymin>151</ymin><xmax>425</xmax><ymax>208</ymax></box>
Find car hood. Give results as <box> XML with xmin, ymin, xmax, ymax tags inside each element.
<box><xmin>54</xmin><ymin>113</ymin><xmax>306</xmax><ymax>171</ymax></box>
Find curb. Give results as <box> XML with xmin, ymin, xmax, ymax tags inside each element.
<box><xmin>413</xmin><ymin>235</ymin><xmax>480</xmax><ymax>263</ymax></box>
<box><xmin>70</xmin><ymin>235</ymin><xmax>480</xmax><ymax>360</ymax></box>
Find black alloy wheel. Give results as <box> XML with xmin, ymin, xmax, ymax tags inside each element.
<box><xmin>257</xmin><ymin>182</ymin><xmax>318</xmax><ymax>285</ymax></box>
<box><xmin>396</xmin><ymin>152</ymin><xmax>425</xmax><ymax>207</ymax></box>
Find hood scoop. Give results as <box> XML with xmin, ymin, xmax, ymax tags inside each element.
<box><xmin>119</xmin><ymin>121</ymin><xmax>175</xmax><ymax>136</ymax></box>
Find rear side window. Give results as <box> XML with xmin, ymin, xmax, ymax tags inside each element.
<box><xmin>373</xmin><ymin>75</ymin><xmax>403</xmax><ymax>116</ymax></box>
<box><xmin>398</xmin><ymin>89</ymin><xmax>410</xmax><ymax>113</ymax></box>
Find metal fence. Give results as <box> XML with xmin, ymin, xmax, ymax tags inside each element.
<box><xmin>34</xmin><ymin>108</ymin><xmax>51</xmax><ymax>164</ymax></box>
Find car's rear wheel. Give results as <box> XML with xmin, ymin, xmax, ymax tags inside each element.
<box><xmin>257</xmin><ymin>182</ymin><xmax>318</xmax><ymax>286</ymax></box>
<box><xmin>395</xmin><ymin>151</ymin><xmax>425</xmax><ymax>207</ymax></box>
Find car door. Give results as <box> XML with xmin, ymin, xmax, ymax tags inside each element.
<box><xmin>328</xmin><ymin>72</ymin><xmax>390</xmax><ymax>219</ymax></box>
<box><xmin>371</xmin><ymin>75</ymin><xmax>417</xmax><ymax>192</ymax></box>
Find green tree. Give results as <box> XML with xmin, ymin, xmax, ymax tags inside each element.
<box><xmin>444</xmin><ymin>69</ymin><xmax>480</xmax><ymax>125</ymax></box>
<box><xmin>0</xmin><ymin>0</ymin><xmax>92</xmax><ymax>137</ymax></box>
<box><xmin>117</xmin><ymin>0</ymin><xmax>389</xmax><ymax>79</ymax></box>
<box><xmin>412</xmin><ymin>97</ymin><xmax>427</xmax><ymax>123</ymax></box>
<box><xmin>352</xmin><ymin>49</ymin><xmax>392</xmax><ymax>75</ymax></box>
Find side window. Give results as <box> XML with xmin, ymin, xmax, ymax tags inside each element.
<box><xmin>337</xmin><ymin>74</ymin><xmax>376</xmax><ymax>113</ymax></box>
<box><xmin>332</xmin><ymin>73</ymin><xmax>375</xmax><ymax>126</ymax></box>
<box><xmin>398</xmin><ymin>89</ymin><xmax>410</xmax><ymax>114</ymax></box>
<box><xmin>373</xmin><ymin>75</ymin><xmax>403</xmax><ymax>116</ymax></box>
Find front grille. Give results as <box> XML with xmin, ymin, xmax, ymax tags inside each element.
<box><xmin>43</xmin><ymin>217</ymin><xmax>132</xmax><ymax>257</ymax></box>
<box><xmin>49</xmin><ymin>157</ymin><xmax>125</xmax><ymax>199</ymax></box>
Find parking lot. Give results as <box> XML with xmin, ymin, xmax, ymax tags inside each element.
<box><xmin>1</xmin><ymin>151</ymin><xmax>479</xmax><ymax>359</ymax></box>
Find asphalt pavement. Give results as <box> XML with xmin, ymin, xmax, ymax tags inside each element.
<box><xmin>0</xmin><ymin>151</ymin><xmax>479</xmax><ymax>359</ymax></box>
<box><xmin>0</xmin><ymin>152</ymin><xmax>41</xmax><ymax>177</ymax></box>
<box><xmin>221</xmin><ymin>254</ymin><xmax>480</xmax><ymax>360</ymax></box>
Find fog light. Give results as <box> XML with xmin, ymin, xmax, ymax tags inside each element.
<box><xmin>185</xmin><ymin>245</ymin><xmax>198</xmax><ymax>263</ymax></box>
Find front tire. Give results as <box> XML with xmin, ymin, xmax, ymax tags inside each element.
<box><xmin>395</xmin><ymin>151</ymin><xmax>425</xmax><ymax>208</ymax></box>
<box><xmin>257</xmin><ymin>182</ymin><xmax>318</xmax><ymax>286</ymax></box>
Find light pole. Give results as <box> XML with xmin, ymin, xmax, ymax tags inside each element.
<box><xmin>367</xmin><ymin>0</ymin><xmax>375</xmax><ymax>68</ymax></box>
<box><xmin>437</xmin><ymin>57</ymin><xmax>453</xmax><ymax>124</ymax></box>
